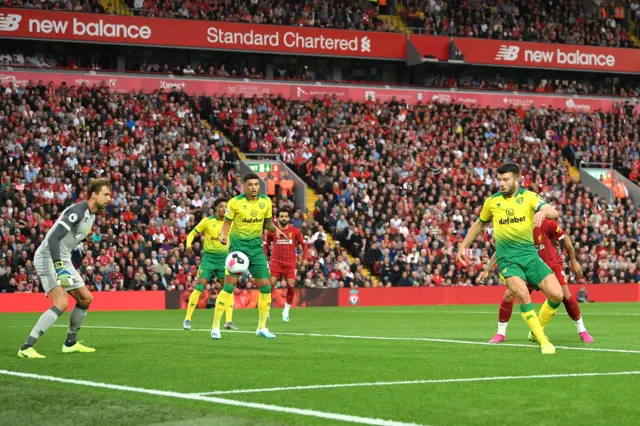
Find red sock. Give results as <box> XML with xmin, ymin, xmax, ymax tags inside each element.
<box><xmin>286</xmin><ymin>286</ymin><xmax>295</xmax><ymax>305</ymax></box>
<box><xmin>499</xmin><ymin>300</ymin><xmax>514</xmax><ymax>323</ymax></box>
<box><xmin>563</xmin><ymin>296</ymin><xmax>581</xmax><ymax>321</ymax></box>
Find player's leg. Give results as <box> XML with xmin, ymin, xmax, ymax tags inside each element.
<box><xmin>184</xmin><ymin>278</ymin><xmax>208</xmax><ymax>330</ymax></box>
<box><xmin>211</xmin><ymin>272</ymin><xmax>238</xmax><ymax>340</ymax></box>
<box><xmin>282</xmin><ymin>274</ymin><xmax>297</xmax><ymax>323</ymax></box>
<box><xmin>534</xmin><ymin>269</ymin><xmax>564</xmax><ymax>330</ymax></box>
<box><xmin>490</xmin><ymin>288</ymin><xmax>516</xmax><ymax>343</ymax></box>
<box><xmin>64</xmin><ymin>284</ymin><xmax>95</xmax><ymax>353</ymax></box>
<box><xmin>503</xmin><ymin>266</ymin><xmax>554</xmax><ymax>354</ymax></box>
<box><xmin>249</xmin><ymin>243</ymin><xmax>275</xmax><ymax>338</ymax></box>
<box><xmin>558</xmin><ymin>273</ymin><xmax>593</xmax><ymax>343</ymax></box>
<box><xmin>221</xmin><ymin>269</ymin><xmax>238</xmax><ymax>330</ymax></box>
<box><xmin>19</xmin><ymin>255</ymin><xmax>68</xmax><ymax>358</ymax></box>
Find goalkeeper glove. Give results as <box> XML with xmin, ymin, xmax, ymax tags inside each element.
<box><xmin>54</xmin><ymin>261</ymin><xmax>71</xmax><ymax>288</ymax></box>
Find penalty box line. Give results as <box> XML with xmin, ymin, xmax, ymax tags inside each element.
<box><xmin>44</xmin><ymin>325</ymin><xmax>640</xmax><ymax>355</ymax></box>
<box><xmin>0</xmin><ymin>369</ymin><xmax>422</xmax><ymax>426</ymax></box>
<box><xmin>192</xmin><ymin>370</ymin><xmax>640</xmax><ymax>396</ymax></box>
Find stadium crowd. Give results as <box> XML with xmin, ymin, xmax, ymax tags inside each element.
<box><xmin>0</xmin><ymin>80</ymin><xmax>374</xmax><ymax>295</ymax></box>
<box><xmin>4</xmin><ymin>0</ymin><xmax>638</xmax><ymax>48</ymax></box>
<box><xmin>0</xmin><ymin>78</ymin><xmax>639</xmax><ymax>295</ymax></box>
<box><xmin>402</xmin><ymin>0</ymin><xmax>636</xmax><ymax>48</ymax></box>
<box><xmin>219</xmin><ymin>93</ymin><xmax>640</xmax><ymax>286</ymax></box>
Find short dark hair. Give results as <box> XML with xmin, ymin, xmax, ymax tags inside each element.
<box><xmin>496</xmin><ymin>163</ymin><xmax>521</xmax><ymax>176</ymax></box>
<box><xmin>87</xmin><ymin>178</ymin><xmax>111</xmax><ymax>199</ymax></box>
<box><xmin>213</xmin><ymin>197</ymin><xmax>228</xmax><ymax>209</ymax></box>
<box><xmin>243</xmin><ymin>173</ymin><xmax>260</xmax><ymax>183</ymax></box>
<box><xmin>278</xmin><ymin>208</ymin><xmax>291</xmax><ymax>217</ymax></box>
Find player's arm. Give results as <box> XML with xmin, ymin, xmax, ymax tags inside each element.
<box><xmin>263</xmin><ymin>232</ymin><xmax>274</xmax><ymax>258</ymax></box>
<box><xmin>220</xmin><ymin>201</ymin><xmax>235</xmax><ymax>245</ymax></box>
<box><xmin>477</xmin><ymin>251</ymin><xmax>498</xmax><ymax>284</ymax></box>
<box><xmin>264</xmin><ymin>217</ymin><xmax>288</xmax><ymax>240</ymax></box>
<box><xmin>532</xmin><ymin>193</ymin><xmax>558</xmax><ymax>226</ymax></box>
<box><xmin>297</xmin><ymin>229</ymin><xmax>309</xmax><ymax>260</ymax></box>
<box><xmin>186</xmin><ymin>219</ymin><xmax>206</xmax><ymax>254</ymax></box>
<box><xmin>561</xmin><ymin>233</ymin><xmax>584</xmax><ymax>277</ymax></box>
<box><xmin>50</xmin><ymin>203</ymin><xmax>85</xmax><ymax>286</ymax></box>
<box><xmin>458</xmin><ymin>198</ymin><xmax>492</xmax><ymax>266</ymax></box>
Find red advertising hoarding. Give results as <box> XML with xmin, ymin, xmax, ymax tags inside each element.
<box><xmin>451</xmin><ymin>38</ymin><xmax>640</xmax><ymax>74</ymax></box>
<box><xmin>339</xmin><ymin>284</ymin><xmax>640</xmax><ymax>307</ymax></box>
<box><xmin>0</xmin><ymin>70</ymin><xmax>619</xmax><ymax>112</ymax></box>
<box><xmin>0</xmin><ymin>8</ymin><xmax>406</xmax><ymax>60</ymax></box>
<box><xmin>0</xmin><ymin>291</ymin><xmax>166</xmax><ymax>313</ymax></box>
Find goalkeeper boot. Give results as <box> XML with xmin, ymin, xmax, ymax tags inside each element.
<box><xmin>183</xmin><ymin>320</ymin><xmax>191</xmax><ymax>330</ymax></box>
<box><xmin>211</xmin><ymin>328</ymin><xmax>221</xmax><ymax>340</ymax></box>
<box><xmin>224</xmin><ymin>322</ymin><xmax>238</xmax><ymax>330</ymax></box>
<box><xmin>62</xmin><ymin>341</ymin><xmax>96</xmax><ymax>354</ymax></box>
<box><xmin>256</xmin><ymin>328</ymin><xmax>276</xmax><ymax>339</ymax></box>
<box><xmin>18</xmin><ymin>347</ymin><xmax>45</xmax><ymax>359</ymax></box>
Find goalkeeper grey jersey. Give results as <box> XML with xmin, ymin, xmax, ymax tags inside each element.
<box><xmin>37</xmin><ymin>201</ymin><xmax>95</xmax><ymax>262</ymax></box>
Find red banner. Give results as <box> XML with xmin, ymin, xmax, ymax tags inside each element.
<box><xmin>451</xmin><ymin>38</ymin><xmax>640</xmax><ymax>74</ymax></box>
<box><xmin>407</xmin><ymin>35</ymin><xmax>449</xmax><ymax>60</ymax></box>
<box><xmin>0</xmin><ymin>70</ymin><xmax>619</xmax><ymax>112</ymax></box>
<box><xmin>0</xmin><ymin>8</ymin><xmax>406</xmax><ymax>60</ymax></box>
<box><xmin>339</xmin><ymin>284</ymin><xmax>639</xmax><ymax>307</ymax></box>
<box><xmin>0</xmin><ymin>291</ymin><xmax>166</xmax><ymax>313</ymax></box>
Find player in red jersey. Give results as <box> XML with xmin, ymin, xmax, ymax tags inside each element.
<box><xmin>479</xmin><ymin>218</ymin><xmax>594</xmax><ymax>344</ymax></box>
<box><xmin>264</xmin><ymin>208</ymin><xmax>308</xmax><ymax>323</ymax></box>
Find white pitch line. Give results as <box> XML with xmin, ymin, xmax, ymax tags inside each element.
<box><xmin>0</xmin><ymin>369</ymin><xmax>422</xmax><ymax>426</ymax></box>
<box><xmin>38</xmin><ymin>325</ymin><xmax>640</xmax><ymax>354</ymax></box>
<box><xmin>192</xmin><ymin>371</ymin><xmax>640</xmax><ymax>396</ymax></box>
<box><xmin>342</xmin><ymin>310</ymin><xmax>640</xmax><ymax>316</ymax></box>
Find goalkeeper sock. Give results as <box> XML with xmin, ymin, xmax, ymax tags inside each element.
<box><xmin>22</xmin><ymin>306</ymin><xmax>63</xmax><ymax>350</ymax></box>
<box><xmin>185</xmin><ymin>285</ymin><xmax>204</xmax><ymax>321</ymax></box>
<box><xmin>520</xmin><ymin>303</ymin><xmax>549</xmax><ymax>346</ymax></box>
<box><xmin>212</xmin><ymin>290</ymin><xmax>232</xmax><ymax>330</ymax></box>
<box><xmin>539</xmin><ymin>299</ymin><xmax>561</xmax><ymax>328</ymax></box>
<box><xmin>257</xmin><ymin>286</ymin><xmax>272</xmax><ymax>330</ymax></box>
<box><xmin>225</xmin><ymin>294</ymin><xmax>234</xmax><ymax>323</ymax></box>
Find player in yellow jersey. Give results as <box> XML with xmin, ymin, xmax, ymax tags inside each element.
<box><xmin>212</xmin><ymin>173</ymin><xmax>289</xmax><ymax>340</ymax></box>
<box><xmin>456</xmin><ymin>163</ymin><xmax>564</xmax><ymax>355</ymax></box>
<box><xmin>183</xmin><ymin>198</ymin><xmax>237</xmax><ymax>331</ymax></box>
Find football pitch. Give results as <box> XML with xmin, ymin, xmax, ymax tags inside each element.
<box><xmin>1</xmin><ymin>303</ymin><xmax>639</xmax><ymax>426</ymax></box>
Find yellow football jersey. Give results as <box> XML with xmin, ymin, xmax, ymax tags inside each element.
<box><xmin>225</xmin><ymin>193</ymin><xmax>272</xmax><ymax>240</ymax></box>
<box><xmin>193</xmin><ymin>216</ymin><xmax>227</xmax><ymax>255</ymax></box>
<box><xmin>479</xmin><ymin>188</ymin><xmax>546</xmax><ymax>263</ymax></box>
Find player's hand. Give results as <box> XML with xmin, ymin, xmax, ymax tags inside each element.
<box><xmin>275</xmin><ymin>228</ymin><xmax>289</xmax><ymax>241</ymax></box>
<box><xmin>534</xmin><ymin>211</ymin><xmax>546</xmax><ymax>227</ymax></box>
<box><xmin>186</xmin><ymin>246</ymin><xmax>193</xmax><ymax>256</ymax></box>
<box><xmin>477</xmin><ymin>270</ymin><xmax>489</xmax><ymax>284</ymax></box>
<box><xmin>456</xmin><ymin>248</ymin><xmax>469</xmax><ymax>267</ymax></box>
<box><xmin>54</xmin><ymin>261</ymin><xmax>71</xmax><ymax>288</ymax></box>
<box><xmin>219</xmin><ymin>235</ymin><xmax>228</xmax><ymax>245</ymax></box>
<box><xmin>570</xmin><ymin>259</ymin><xmax>584</xmax><ymax>277</ymax></box>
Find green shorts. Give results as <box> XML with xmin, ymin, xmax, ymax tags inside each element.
<box><xmin>498</xmin><ymin>254</ymin><xmax>553</xmax><ymax>290</ymax></box>
<box><xmin>198</xmin><ymin>253</ymin><xmax>227</xmax><ymax>282</ymax></box>
<box><xmin>227</xmin><ymin>236</ymin><xmax>270</xmax><ymax>280</ymax></box>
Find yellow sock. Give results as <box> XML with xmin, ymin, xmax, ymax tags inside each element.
<box><xmin>257</xmin><ymin>291</ymin><xmax>272</xmax><ymax>330</ymax></box>
<box><xmin>185</xmin><ymin>289</ymin><xmax>202</xmax><ymax>321</ymax></box>
<box><xmin>225</xmin><ymin>294</ymin><xmax>234</xmax><ymax>323</ymax></box>
<box><xmin>539</xmin><ymin>299</ymin><xmax>561</xmax><ymax>328</ymax></box>
<box><xmin>520</xmin><ymin>303</ymin><xmax>549</xmax><ymax>345</ymax></box>
<box><xmin>212</xmin><ymin>290</ymin><xmax>232</xmax><ymax>330</ymax></box>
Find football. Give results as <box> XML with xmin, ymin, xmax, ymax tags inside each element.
<box><xmin>225</xmin><ymin>251</ymin><xmax>249</xmax><ymax>275</ymax></box>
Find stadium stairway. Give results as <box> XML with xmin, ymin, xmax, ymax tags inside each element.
<box><xmin>379</xmin><ymin>14</ymin><xmax>407</xmax><ymax>33</ymax></box>
<box><xmin>304</xmin><ymin>186</ymin><xmax>380</xmax><ymax>286</ymax></box>
<box><xmin>630</xmin><ymin>20</ymin><xmax>640</xmax><ymax>47</ymax></box>
<box><xmin>564</xmin><ymin>158</ymin><xmax>581</xmax><ymax>182</ymax></box>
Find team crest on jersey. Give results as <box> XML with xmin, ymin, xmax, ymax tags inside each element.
<box><xmin>349</xmin><ymin>289</ymin><xmax>360</xmax><ymax>305</ymax></box>
<box><xmin>516</xmin><ymin>197</ymin><xmax>523</xmax><ymax>204</ymax></box>
<box><xmin>259</xmin><ymin>202</ymin><xmax>265</xmax><ymax>209</ymax></box>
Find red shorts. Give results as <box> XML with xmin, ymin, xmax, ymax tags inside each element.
<box><xmin>527</xmin><ymin>264</ymin><xmax>567</xmax><ymax>292</ymax></box>
<box><xmin>269</xmin><ymin>260</ymin><xmax>296</xmax><ymax>280</ymax></box>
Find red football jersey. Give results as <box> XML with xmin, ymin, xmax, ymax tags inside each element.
<box><xmin>264</xmin><ymin>225</ymin><xmax>308</xmax><ymax>265</ymax></box>
<box><xmin>533</xmin><ymin>219</ymin><xmax>565</xmax><ymax>268</ymax></box>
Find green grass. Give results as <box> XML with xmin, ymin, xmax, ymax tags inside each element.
<box><xmin>1</xmin><ymin>303</ymin><xmax>640</xmax><ymax>425</ymax></box>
